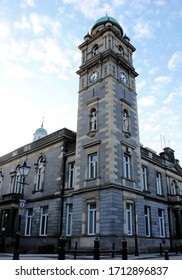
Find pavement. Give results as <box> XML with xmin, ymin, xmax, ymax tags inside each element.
<box><xmin>0</xmin><ymin>252</ymin><xmax>182</xmax><ymax>260</ymax></box>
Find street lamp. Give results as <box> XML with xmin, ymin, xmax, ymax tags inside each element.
<box><xmin>12</xmin><ymin>161</ymin><xmax>30</xmax><ymax>260</ymax></box>
<box><xmin>19</xmin><ymin>161</ymin><xmax>31</xmax><ymax>185</ymax></box>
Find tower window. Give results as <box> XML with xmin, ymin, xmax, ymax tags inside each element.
<box><xmin>118</xmin><ymin>45</ymin><xmax>124</xmax><ymax>56</ymax></box>
<box><xmin>124</xmin><ymin>154</ymin><xmax>131</xmax><ymax>180</ymax></box>
<box><xmin>104</xmin><ymin>65</ymin><xmax>107</xmax><ymax>76</ymax></box>
<box><xmin>92</xmin><ymin>44</ymin><xmax>99</xmax><ymax>56</ymax></box>
<box><xmin>88</xmin><ymin>153</ymin><xmax>98</xmax><ymax>179</ymax></box>
<box><xmin>113</xmin><ymin>65</ymin><xmax>116</xmax><ymax>76</ymax></box>
<box><xmin>81</xmin><ymin>78</ymin><xmax>84</xmax><ymax>88</ymax></box>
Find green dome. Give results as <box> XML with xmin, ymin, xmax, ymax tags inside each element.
<box><xmin>35</xmin><ymin>127</ymin><xmax>47</xmax><ymax>134</ymax></box>
<box><xmin>91</xmin><ymin>16</ymin><xmax>123</xmax><ymax>36</ymax></box>
<box><xmin>94</xmin><ymin>16</ymin><xmax>120</xmax><ymax>26</ymax></box>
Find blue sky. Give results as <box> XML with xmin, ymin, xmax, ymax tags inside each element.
<box><xmin>0</xmin><ymin>0</ymin><xmax>182</xmax><ymax>163</ymax></box>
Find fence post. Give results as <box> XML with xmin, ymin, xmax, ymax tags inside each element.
<box><xmin>93</xmin><ymin>237</ymin><xmax>100</xmax><ymax>260</ymax></box>
<box><xmin>175</xmin><ymin>243</ymin><xmax>178</xmax><ymax>254</ymax></box>
<box><xmin>12</xmin><ymin>232</ymin><xmax>20</xmax><ymax>260</ymax></box>
<box><xmin>74</xmin><ymin>242</ymin><xmax>78</xmax><ymax>260</ymax></box>
<box><xmin>112</xmin><ymin>242</ymin><xmax>115</xmax><ymax>258</ymax></box>
<box><xmin>164</xmin><ymin>250</ymin><xmax>169</xmax><ymax>260</ymax></box>
<box><xmin>122</xmin><ymin>239</ymin><xmax>127</xmax><ymax>260</ymax></box>
<box><xmin>58</xmin><ymin>236</ymin><xmax>66</xmax><ymax>260</ymax></box>
<box><xmin>160</xmin><ymin>243</ymin><xmax>163</xmax><ymax>255</ymax></box>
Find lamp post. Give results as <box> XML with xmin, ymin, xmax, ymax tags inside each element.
<box><xmin>12</xmin><ymin>161</ymin><xmax>30</xmax><ymax>260</ymax></box>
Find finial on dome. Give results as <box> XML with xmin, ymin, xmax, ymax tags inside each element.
<box><xmin>41</xmin><ymin>116</ymin><xmax>44</xmax><ymax>128</ymax></box>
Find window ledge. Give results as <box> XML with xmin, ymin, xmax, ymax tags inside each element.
<box><xmin>85</xmin><ymin>177</ymin><xmax>100</xmax><ymax>182</ymax></box>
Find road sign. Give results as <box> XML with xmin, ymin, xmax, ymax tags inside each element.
<box><xmin>19</xmin><ymin>199</ymin><xmax>26</xmax><ymax>216</ymax></box>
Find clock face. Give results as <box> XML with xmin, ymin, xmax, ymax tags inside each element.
<box><xmin>89</xmin><ymin>71</ymin><xmax>99</xmax><ymax>83</ymax></box>
<box><xmin>120</xmin><ymin>72</ymin><xmax>128</xmax><ymax>84</ymax></box>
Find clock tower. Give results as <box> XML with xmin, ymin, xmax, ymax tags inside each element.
<box><xmin>73</xmin><ymin>16</ymin><xmax>142</xmax><ymax>248</ymax></box>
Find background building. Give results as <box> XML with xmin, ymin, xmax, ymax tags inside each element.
<box><xmin>0</xmin><ymin>16</ymin><xmax>182</xmax><ymax>254</ymax></box>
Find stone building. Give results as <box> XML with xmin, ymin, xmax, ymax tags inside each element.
<box><xmin>0</xmin><ymin>16</ymin><xmax>182</xmax><ymax>254</ymax></box>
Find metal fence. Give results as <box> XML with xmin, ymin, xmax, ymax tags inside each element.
<box><xmin>57</xmin><ymin>236</ymin><xmax>128</xmax><ymax>260</ymax></box>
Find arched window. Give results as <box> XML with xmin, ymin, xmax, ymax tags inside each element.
<box><xmin>171</xmin><ymin>180</ymin><xmax>178</xmax><ymax>195</ymax></box>
<box><xmin>34</xmin><ymin>155</ymin><xmax>46</xmax><ymax>192</ymax></box>
<box><xmin>90</xmin><ymin>108</ymin><xmax>97</xmax><ymax>131</ymax></box>
<box><xmin>12</xmin><ymin>165</ymin><xmax>23</xmax><ymax>194</ymax></box>
<box><xmin>92</xmin><ymin>44</ymin><xmax>99</xmax><ymax>56</ymax></box>
<box><xmin>123</xmin><ymin>109</ymin><xmax>129</xmax><ymax>132</ymax></box>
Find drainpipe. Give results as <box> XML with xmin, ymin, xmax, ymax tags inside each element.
<box><xmin>165</xmin><ymin>169</ymin><xmax>173</xmax><ymax>251</ymax></box>
<box><xmin>59</xmin><ymin>143</ymin><xmax>67</xmax><ymax>236</ymax></box>
<box><xmin>134</xmin><ymin>201</ymin><xmax>139</xmax><ymax>256</ymax></box>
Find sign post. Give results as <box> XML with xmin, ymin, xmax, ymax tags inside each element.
<box><xmin>19</xmin><ymin>199</ymin><xmax>26</xmax><ymax>216</ymax></box>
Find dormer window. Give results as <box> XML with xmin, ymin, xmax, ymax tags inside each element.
<box><xmin>92</xmin><ymin>44</ymin><xmax>99</xmax><ymax>56</ymax></box>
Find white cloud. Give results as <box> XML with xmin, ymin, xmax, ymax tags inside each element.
<box><xmin>21</xmin><ymin>0</ymin><xmax>35</xmax><ymax>8</ymax></box>
<box><xmin>148</xmin><ymin>107</ymin><xmax>179</xmax><ymax>127</ymax></box>
<box><xmin>155</xmin><ymin>0</ymin><xmax>166</xmax><ymax>6</ymax></box>
<box><xmin>163</xmin><ymin>85</ymin><xmax>182</xmax><ymax>105</ymax></box>
<box><xmin>133</xmin><ymin>18</ymin><xmax>153</xmax><ymax>39</ymax></box>
<box><xmin>0</xmin><ymin>39</ymin><xmax>28</xmax><ymax>67</ymax></box>
<box><xmin>29</xmin><ymin>13</ymin><xmax>45</xmax><ymax>34</ymax></box>
<box><xmin>28</xmin><ymin>38</ymin><xmax>73</xmax><ymax>79</ymax></box>
<box><xmin>163</xmin><ymin>91</ymin><xmax>177</xmax><ymax>104</ymax></box>
<box><xmin>136</xmin><ymin>80</ymin><xmax>146</xmax><ymax>90</ymax></box>
<box><xmin>62</xmin><ymin>0</ymin><xmax>125</xmax><ymax>20</ymax></box>
<box><xmin>139</xmin><ymin>104</ymin><xmax>181</xmax><ymax>156</ymax></box>
<box><xmin>138</xmin><ymin>95</ymin><xmax>155</xmax><ymax>106</ymax></box>
<box><xmin>14</xmin><ymin>13</ymin><xmax>61</xmax><ymax>35</ymax></box>
<box><xmin>151</xmin><ymin>75</ymin><xmax>172</xmax><ymax>94</ymax></box>
<box><xmin>168</xmin><ymin>51</ymin><xmax>182</xmax><ymax>70</ymax></box>
<box><xmin>154</xmin><ymin>76</ymin><xmax>171</xmax><ymax>83</ymax></box>
<box><xmin>4</xmin><ymin>62</ymin><xmax>35</xmax><ymax>79</ymax></box>
<box><xmin>148</xmin><ymin>66</ymin><xmax>159</xmax><ymax>75</ymax></box>
<box><xmin>14</xmin><ymin>15</ymin><xmax>31</xmax><ymax>30</ymax></box>
<box><xmin>28</xmin><ymin>41</ymin><xmax>45</xmax><ymax>61</ymax></box>
<box><xmin>0</xmin><ymin>23</ymin><xmax>10</xmax><ymax>39</ymax></box>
